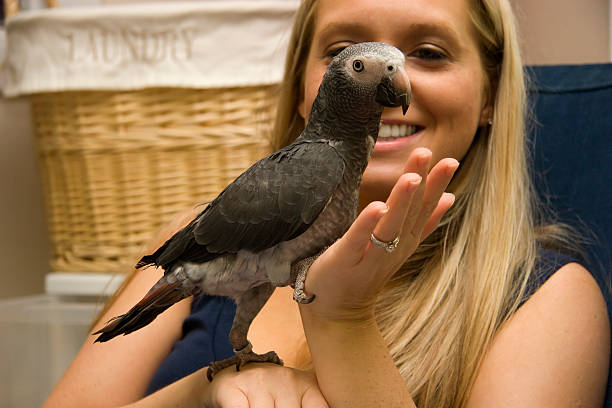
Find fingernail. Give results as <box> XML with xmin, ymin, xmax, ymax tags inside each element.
<box><xmin>418</xmin><ymin>154</ymin><xmax>431</xmax><ymax>167</ymax></box>
<box><xmin>408</xmin><ymin>174</ymin><xmax>423</xmax><ymax>185</ymax></box>
<box><xmin>415</xmin><ymin>147</ymin><xmax>432</xmax><ymax>157</ymax></box>
<box><xmin>446</xmin><ymin>192</ymin><xmax>456</xmax><ymax>207</ymax></box>
<box><xmin>447</xmin><ymin>159</ymin><xmax>460</xmax><ymax>175</ymax></box>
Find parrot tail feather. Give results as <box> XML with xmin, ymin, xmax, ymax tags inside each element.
<box><xmin>92</xmin><ymin>280</ymin><xmax>186</xmax><ymax>342</ymax></box>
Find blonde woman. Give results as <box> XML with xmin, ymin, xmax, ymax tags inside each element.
<box><xmin>44</xmin><ymin>0</ymin><xmax>609</xmax><ymax>407</ymax></box>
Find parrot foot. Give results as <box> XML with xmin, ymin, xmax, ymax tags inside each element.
<box><xmin>206</xmin><ymin>341</ymin><xmax>283</xmax><ymax>381</ymax></box>
<box><xmin>292</xmin><ymin>258</ymin><xmax>316</xmax><ymax>304</ymax></box>
<box><xmin>293</xmin><ymin>286</ymin><xmax>315</xmax><ymax>304</ymax></box>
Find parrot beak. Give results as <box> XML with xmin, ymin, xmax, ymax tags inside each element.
<box><xmin>375</xmin><ymin>65</ymin><xmax>411</xmax><ymax>115</ymax></box>
<box><xmin>394</xmin><ymin>66</ymin><xmax>411</xmax><ymax>115</ymax></box>
<box><xmin>401</xmin><ymin>92</ymin><xmax>410</xmax><ymax>115</ymax></box>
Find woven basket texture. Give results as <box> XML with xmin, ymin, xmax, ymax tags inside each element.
<box><xmin>30</xmin><ymin>86</ymin><xmax>277</xmax><ymax>273</ymax></box>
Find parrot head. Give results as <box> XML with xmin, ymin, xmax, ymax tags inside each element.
<box><xmin>329</xmin><ymin>42</ymin><xmax>411</xmax><ymax>115</ymax></box>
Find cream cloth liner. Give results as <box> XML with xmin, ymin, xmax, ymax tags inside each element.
<box><xmin>1</xmin><ymin>1</ymin><xmax>299</xmax><ymax>97</ymax></box>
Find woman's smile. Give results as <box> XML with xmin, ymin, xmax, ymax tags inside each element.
<box><xmin>374</xmin><ymin>119</ymin><xmax>424</xmax><ymax>152</ymax></box>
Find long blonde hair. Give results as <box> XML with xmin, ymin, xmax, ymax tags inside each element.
<box><xmin>275</xmin><ymin>0</ymin><xmax>537</xmax><ymax>406</ymax></box>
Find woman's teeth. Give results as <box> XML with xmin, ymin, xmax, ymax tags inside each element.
<box><xmin>378</xmin><ymin>123</ymin><xmax>420</xmax><ymax>140</ymax></box>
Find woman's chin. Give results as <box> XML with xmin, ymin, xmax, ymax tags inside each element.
<box><xmin>360</xmin><ymin>165</ymin><xmax>402</xmax><ymax>205</ymax></box>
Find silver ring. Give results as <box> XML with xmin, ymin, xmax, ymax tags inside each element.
<box><xmin>370</xmin><ymin>233</ymin><xmax>400</xmax><ymax>253</ymax></box>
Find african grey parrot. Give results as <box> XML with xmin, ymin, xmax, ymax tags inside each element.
<box><xmin>93</xmin><ymin>42</ymin><xmax>411</xmax><ymax>380</ymax></box>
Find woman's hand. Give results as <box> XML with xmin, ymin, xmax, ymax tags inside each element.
<box><xmin>203</xmin><ymin>364</ymin><xmax>328</xmax><ymax>408</ymax></box>
<box><xmin>301</xmin><ymin>147</ymin><xmax>459</xmax><ymax>323</ymax></box>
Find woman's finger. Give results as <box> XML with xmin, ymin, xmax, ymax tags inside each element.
<box><xmin>420</xmin><ymin>192</ymin><xmax>456</xmax><ymax>241</ymax></box>
<box><xmin>245</xmin><ymin>389</ymin><xmax>276</xmax><ymax>408</ymax></box>
<box><xmin>214</xmin><ymin>386</ymin><xmax>249</xmax><ymax>408</ymax></box>
<box><xmin>370</xmin><ymin>172</ymin><xmax>422</xmax><ymax>250</ymax></box>
<box><xmin>334</xmin><ymin>201</ymin><xmax>389</xmax><ymax>266</ymax></box>
<box><xmin>302</xmin><ymin>386</ymin><xmax>330</xmax><ymax>408</ymax></box>
<box><xmin>404</xmin><ymin>149</ymin><xmax>432</xmax><ymax>228</ymax></box>
<box><xmin>272</xmin><ymin>392</ymin><xmax>302</xmax><ymax>408</ymax></box>
<box><xmin>402</xmin><ymin>146</ymin><xmax>432</xmax><ymax>174</ymax></box>
<box><xmin>367</xmin><ymin>147</ymin><xmax>431</xmax><ymax>250</ymax></box>
<box><xmin>410</xmin><ymin>158</ymin><xmax>458</xmax><ymax>236</ymax></box>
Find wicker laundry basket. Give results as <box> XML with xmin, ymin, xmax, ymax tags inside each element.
<box><xmin>2</xmin><ymin>1</ymin><xmax>298</xmax><ymax>273</ymax></box>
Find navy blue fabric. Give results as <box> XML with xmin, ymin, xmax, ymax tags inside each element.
<box><xmin>519</xmin><ymin>248</ymin><xmax>578</xmax><ymax>308</ymax></box>
<box><xmin>527</xmin><ymin>64</ymin><xmax>612</xmax><ymax>288</ymax></box>
<box><xmin>145</xmin><ymin>295</ymin><xmax>236</xmax><ymax>395</ymax></box>
<box><xmin>526</xmin><ymin>63</ymin><xmax>612</xmax><ymax>406</ymax></box>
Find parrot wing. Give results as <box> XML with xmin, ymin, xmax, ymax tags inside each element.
<box><xmin>193</xmin><ymin>140</ymin><xmax>345</xmax><ymax>253</ymax></box>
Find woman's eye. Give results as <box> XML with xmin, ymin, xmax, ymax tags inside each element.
<box><xmin>325</xmin><ymin>46</ymin><xmax>347</xmax><ymax>59</ymax></box>
<box><xmin>412</xmin><ymin>46</ymin><xmax>448</xmax><ymax>61</ymax></box>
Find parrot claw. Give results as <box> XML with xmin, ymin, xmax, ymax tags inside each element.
<box><xmin>293</xmin><ymin>288</ymin><xmax>316</xmax><ymax>304</ymax></box>
<box><xmin>206</xmin><ymin>342</ymin><xmax>283</xmax><ymax>381</ymax></box>
<box><xmin>292</xmin><ymin>256</ymin><xmax>317</xmax><ymax>304</ymax></box>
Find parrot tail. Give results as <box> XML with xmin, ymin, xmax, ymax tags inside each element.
<box><xmin>92</xmin><ymin>278</ymin><xmax>189</xmax><ymax>343</ymax></box>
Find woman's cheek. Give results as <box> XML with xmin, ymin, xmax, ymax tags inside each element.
<box><xmin>300</xmin><ymin>62</ymin><xmax>328</xmax><ymax>120</ymax></box>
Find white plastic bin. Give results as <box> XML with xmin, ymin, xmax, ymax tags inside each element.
<box><xmin>0</xmin><ymin>295</ymin><xmax>99</xmax><ymax>407</ymax></box>
<box><xmin>0</xmin><ymin>273</ymin><xmax>124</xmax><ymax>408</ymax></box>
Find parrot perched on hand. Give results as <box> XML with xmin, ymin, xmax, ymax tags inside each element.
<box><xmin>93</xmin><ymin>42</ymin><xmax>411</xmax><ymax>380</ymax></box>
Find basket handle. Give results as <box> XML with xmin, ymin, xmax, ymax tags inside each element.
<box><xmin>4</xmin><ymin>0</ymin><xmax>58</xmax><ymax>18</ymax></box>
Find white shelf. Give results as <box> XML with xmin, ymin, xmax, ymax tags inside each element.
<box><xmin>45</xmin><ymin>272</ymin><xmax>125</xmax><ymax>297</ymax></box>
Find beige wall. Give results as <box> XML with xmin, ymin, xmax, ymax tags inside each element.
<box><xmin>513</xmin><ymin>0</ymin><xmax>611</xmax><ymax>65</ymax></box>
<box><xmin>0</xmin><ymin>2</ymin><xmax>610</xmax><ymax>299</ymax></box>
<box><xmin>0</xmin><ymin>97</ymin><xmax>49</xmax><ymax>298</ymax></box>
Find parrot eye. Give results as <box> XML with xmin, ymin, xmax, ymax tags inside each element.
<box><xmin>352</xmin><ymin>59</ymin><xmax>364</xmax><ymax>72</ymax></box>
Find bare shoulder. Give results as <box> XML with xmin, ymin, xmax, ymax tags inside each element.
<box><xmin>468</xmin><ymin>263</ymin><xmax>610</xmax><ymax>407</ymax></box>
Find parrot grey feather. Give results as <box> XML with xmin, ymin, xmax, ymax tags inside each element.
<box><xmin>194</xmin><ymin>140</ymin><xmax>345</xmax><ymax>253</ymax></box>
<box><xmin>94</xmin><ymin>42</ymin><xmax>411</xmax><ymax>380</ymax></box>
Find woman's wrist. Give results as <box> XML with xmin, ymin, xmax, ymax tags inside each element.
<box><xmin>299</xmin><ymin>300</ymin><xmax>377</xmax><ymax>331</ymax></box>
<box><xmin>299</xmin><ymin>302</ymin><xmax>415</xmax><ymax>407</ymax></box>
